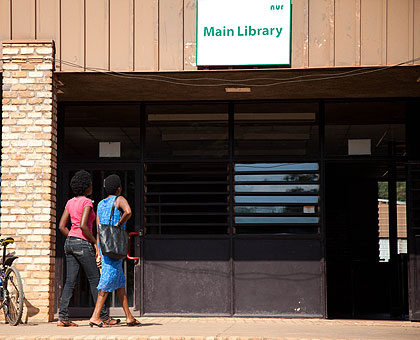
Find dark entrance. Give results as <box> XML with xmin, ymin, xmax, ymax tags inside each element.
<box><xmin>324</xmin><ymin>100</ymin><xmax>408</xmax><ymax>319</ymax></box>
<box><xmin>55</xmin><ymin>103</ymin><xmax>143</xmax><ymax>317</ymax></box>
<box><xmin>325</xmin><ymin>161</ymin><xmax>408</xmax><ymax>318</ymax></box>
<box><xmin>56</xmin><ymin>166</ymin><xmax>140</xmax><ymax>317</ymax></box>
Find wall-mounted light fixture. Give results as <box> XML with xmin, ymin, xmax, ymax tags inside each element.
<box><xmin>225</xmin><ymin>87</ymin><xmax>251</xmax><ymax>93</ymax></box>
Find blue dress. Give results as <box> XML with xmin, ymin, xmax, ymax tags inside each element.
<box><xmin>97</xmin><ymin>196</ymin><xmax>126</xmax><ymax>292</ymax></box>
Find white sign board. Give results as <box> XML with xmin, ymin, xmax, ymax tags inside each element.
<box><xmin>348</xmin><ymin>139</ymin><xmax>371</xmax><ymax>155</ymax></box>
<box><xmin>196</xmin><ymin>0</ymin><xmax>291</xmax><ymax>66</ymax></box>
<box><xmin>99</xmin><ymin>142</ymin><xmax>121</xmax><ymax>158</ymax></box>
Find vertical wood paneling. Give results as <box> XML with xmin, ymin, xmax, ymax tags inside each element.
<box><xmin>387</xmin><ymin>0</ymin><xmax>410</xmax><ymax>64</ymax></box>
<box><xmin>0</xmin><ymin>0</ymin><xmax>11</xmax><ymax>70</ymax></box>
<box><xmin>183</xmin><ymin>0</ymin><xmax>196</xmax><ymax>70</ymax></box>
<box><xmin>335</xmin><ymin>0</ymin><xmax>360</xmax><ymax>66</ymax></box>
<box><xmin>309</xmin><ymin>0</ymin><xmax>335</xmax><ymax>67</ymax></box>
<box><xmin>2</xmin><ymin>0</ymin><xmax>418</xmax><ymax>72</ymax></box>
<box><xmin>409</xmin><ymin>0</ymin><xmax>414</xmax><ymax>65</ymax></box>
<box><xmin>11</xmin><ymin>0</ymin><xmax>35</xmax><ymax>39</ymax></box>
<box><xmin>382</xmin><ymin>0</ymin><xmax>387</xmax><ymax>64</ymax></box>
<box><xmin>0</xmin><ymin>0</ymin><xmax>11</xmax><ymax>40</ymax></box>
<box><xmin>61</xmin><ymin>0</ymin><xmax>84</xmax><ymax>71</ymax></box>
<box><xmin>110</xmin><ymin>0</ymin><xmax>133</xmax><ymax>71</ymax></box>
<box><xmin>361</xmin><ymin>0</ymin><xmax>385</xmax><ymax>65</ymax></box>
<box><xmin>291</xmin><ymin>0</ymin><xmax>309</xmax><ymax>68</ymax></box>
<box><xmin>355</xmin><ymin>0</ymin><xmax>361</xmax><ymax>66</ymax></box>
<box><xmin>134</xmin><ymin>0</ymin><xmax>158</xmax><ymax>71</ymax></box>
<box><xmin>415</xmin><ymin>0</ymin><xmax>420</xmax><ymax>65</ymax></box>
<box><xmin>36</xmin><ymin>0</ymin><xmax>60</xmax><ymax>70</ymax></box>
<box><xmin>86</xmin><ymin>0</ymin><xmax>109</xmax><ymax>71</ymax></box>
<box><xmin>159</xmin><ymin>0</ymin><xmax>183</xmax><ymax>71</ymax></box>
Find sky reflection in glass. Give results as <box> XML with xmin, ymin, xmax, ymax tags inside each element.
<box><xmin>235</xmin><ymin>216</ymin><xmax>319</xmax><ymax>224</ymax></box>
<box><xmin>235</xmin><ymin>174</ymin><xmax>319</xmax><ymax>182</ymax></box>
<box><xmin>235</xmin><ymin>196</ymin><xmax>319</xmax><ymax>204</ymax></box>
<box><xmin>235</xmin><ymin>163</ymin><xmax>319</xmax><ymax>172</ymax></box>
<box><xmin>235</xmin><ymin>184</ymin><xmax>319</xmax><ymax>193</ymax></box>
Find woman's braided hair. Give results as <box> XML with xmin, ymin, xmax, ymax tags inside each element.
<box><xmin>70</xmin><ymin>170</ymin><xmax>92</xmax><ymax>196</ymax></box>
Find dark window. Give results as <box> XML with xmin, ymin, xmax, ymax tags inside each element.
<box><xmin>234</xmin><ymin>102</ymin><xmax>319</xmax><ymax>158</ymax></box>
<box><xmin>144</xmin><ymin>163</ymin><xmax>229</xmax><ymax>234</ymax></box>
<box><xmin>64</xmin><ymin>105</ymin><xmax>141</xmax><ymax>160</ymax></box>
<box><xmin>234</xmin><ymin>163</ymin><xmax>320</xmax><ymax>234</ymax></box>
<box><xmin>325</xmin><ymin>101</ymin><xmax>406</xmax><ymax>157</ymax></box>
<box><xmin>145</xmin><ymin>103</ymin><xmax>228</xmax><ymax>159</ymax></box>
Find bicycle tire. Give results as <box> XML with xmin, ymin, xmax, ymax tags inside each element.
<box><xmin>3</xmin><ymin>266</ymin><xmax>24</xmax><ymax>326</ymax></box>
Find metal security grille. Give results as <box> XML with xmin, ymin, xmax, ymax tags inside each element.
<box><xmin>233</xmin><ymin>163</ymin><xmax>320</xmax><ymax>234</ymax></box>
<box><xmin>144</xmin><ymin>163</ymin><xmax>229</xmax><ymax>234</ymax></box>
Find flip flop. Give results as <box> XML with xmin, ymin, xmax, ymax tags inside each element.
<box><xmin>89</xmin><ymin>321</ymin><xmax>105</xmax><ymax>328</ymax></box>
<box><xmin>57</xmin><ymin>320</ymin><xmax>78</xmax><ymax>327</ymax></box>
<box><xmin>104</xmin><ymin>317</ymin><xmax>121</xmax><ymax>326</ymax></box>
<box><xmin>126</xmin><ymin>318</ymin><xmax>141</xmax><ymax>327</ymax></box>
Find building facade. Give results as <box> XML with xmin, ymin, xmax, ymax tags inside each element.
<box><xmin>1</xmin><ymin>0</ymin><xmax>420</xmax><ymax>322</ymax></box>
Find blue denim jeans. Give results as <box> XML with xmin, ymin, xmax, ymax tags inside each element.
<box><xmin>58</xmin><ymin>236</ymin><xmax>109</xmax><ymax>321</ymax></box>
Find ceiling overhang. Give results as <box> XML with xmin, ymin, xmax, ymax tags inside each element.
<box><xmin>51</xmin><ymin>65</ymin><xmax>420</xmax><ymax>102</ymax></box>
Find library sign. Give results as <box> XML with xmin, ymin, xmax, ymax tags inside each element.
<box><xmin>196</xmin><ymin>0</ymin><xmax>291</xmax><ymax>66</ymax></box>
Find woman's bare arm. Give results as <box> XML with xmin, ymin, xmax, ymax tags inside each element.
<box><xmin>116</xmin><ymin>196</ymin><xmax>132</xmax><ymax>226</ymax></box>
<box><xmin>96</xmin><ymin>214</ymin><xmax>100</xmax><ymax>249</ymax></box>
<box><xmin>80</xmin><ymin>206</ymin><xmax>97</xmax><ymax>244</ymax></box>
<box><xmin>58</xmin><ymin>209</ymin><xmax>70</xmax><ymax>237</ymax></box>
<box><xmin>95</xmin><ymin>213</ymin><xmax>101</xmax><ymax>268</ymax></box>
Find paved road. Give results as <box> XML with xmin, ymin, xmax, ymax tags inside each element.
<box><xmin>1</xmin><ymin>317</ymin><xmax>419</xmax><ymax>340</ymax></box>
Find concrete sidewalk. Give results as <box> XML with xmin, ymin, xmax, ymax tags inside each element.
<box><xmin>1</xmin><ymin>317</ymin><xmax>419</xmax><ymax>340</ymax></box>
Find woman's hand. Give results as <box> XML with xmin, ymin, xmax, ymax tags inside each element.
<box><xmin>96</xmin><ymin>251</ymin><xmax>101</xmax><ymax>269</ymax></box>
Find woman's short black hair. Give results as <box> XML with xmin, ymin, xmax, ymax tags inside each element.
<box><xmin>70</xmin><ymin>170</ymin><xmax>92</xmax><ymax>196</ymax></box>
<box><xmin>104</xmin><ymin>174</ymin><xmax>121</xmax><ymax>195</ymax></box>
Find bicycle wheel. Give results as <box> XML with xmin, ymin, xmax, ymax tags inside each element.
<box><xmin>3</xmin><ymin>266</ymin><xmax>24</xmax><ymax>325</ymax></box>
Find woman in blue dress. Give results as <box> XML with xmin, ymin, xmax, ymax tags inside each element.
<box><xmin>89</xmin><ymin>174</ymin><xmax>140</xmax><ymax>327</ymax></box>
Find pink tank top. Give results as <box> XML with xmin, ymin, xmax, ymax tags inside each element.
<box><xmin>66</xmin><ymin>196</ymin><xmax>96</xmax><ymax>241</ymax></box>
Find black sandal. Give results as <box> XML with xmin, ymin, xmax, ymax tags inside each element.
<box><xmin>126</xmin><ymin>319</ymin><xmax>141</xmax><ymax>327</ymax></box>
<box><xmin>104</xmin><ymin>317</ymin><xmax>121</xmax><ymax>326</ymax></box>
<box><xmin>89</xmin><ymin>321</ymin><xmax>105</xmax><ymax>328</ymax></box>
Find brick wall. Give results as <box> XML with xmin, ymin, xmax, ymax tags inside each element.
<box><xmin>1</xmin><ymin>41</ymin><xmax>57</xmax><ymax>322</ymax></box>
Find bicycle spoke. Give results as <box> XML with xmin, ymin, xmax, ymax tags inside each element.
<box><xmin>4</xmin><ymin>267</ymin><xmax>24</xmax><ymax>325</ymax></box>
<box><xmin>5</xmin><ymin>297</ymin><xmax>18</xmax><ymax>321</ymax></box>
<box><xmin>8</xmin><ymin>279</ymin><xmax>19</xmax><ymax>295</ymax></box>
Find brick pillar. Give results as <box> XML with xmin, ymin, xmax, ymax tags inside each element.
<box><xmin>1</xmin><ymin>41</ymin><xmax>56</xmax><ymax>322</ymax></box>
